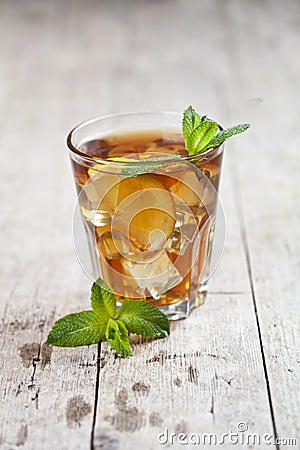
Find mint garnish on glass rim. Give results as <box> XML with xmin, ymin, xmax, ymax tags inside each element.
<box><xmin>121</xmin><ymin>154</ymin><xmax>179</xmax><ymax>177</ymax></box>
<box><xmin>46</xmin><ymin>279</ymin><xmax>170</xmax><ymax>356</ymax></box>
<box><xmin>122</xmin><ymin>105</ymin><xmax>250</xmax><ymax>177</ymax></box>
<box><xmin>182</xmin><ymin>105</ymin><xmax>250</xmax><ymax>155</ymax></box>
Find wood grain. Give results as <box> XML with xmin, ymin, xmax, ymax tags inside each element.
<box><xmin>0</xmin><ymin>0</ymin><xmax>298</xmax><ymax>449</ymax></box>
<box><xmin>227</xmin><ymin>0</ymin><xmax>300</xmax><ymax>443</ymax></box>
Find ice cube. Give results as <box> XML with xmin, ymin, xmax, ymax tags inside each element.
<box><xmin>158</xmin><ymin>161</ymin><xmax>218</xmax><ymax>213</ymax></box>
<box><xmin>85</xmin><ymin>167</ymin><xmax>176</xmax><ymax>247</ymax></box>
<box><xmin>79</xmin><ymin>139</ymin><xmax>109</xmax><ymax>156</ymax></box>
<box><xmin>98</xmin><ymin>228</ymin><xmax>167</xmax><ymax>265</ymax></box>
<box><xmin>86</xmin><ymin>158</ymin><xmax>143</xmax><ymax>213</ymax></box>
<box><xmin>97</xmin><ymin>231</ymin><xmax>121</xmax><ymax>259</ymax></box>
<box><xmin>201</xmin><ymin>160</ymin><xmax>220</xmax><ymax>182</ymax></box>
<box><xmin>78</xmin><ymin>187</ymin><xmax>112</xmax><ymax>226</ymax></box>
<box><xmin>98</xmin><ymin>230</ymin><xmax>141</xmax><ymax>260</ymax></box>
<box><xmin>106</xmin><ymin>145</ymin><xmax>140</xmax><ymax>158</ymax></box>
<box><xmin>176</xmin><ymin>204</ymin><xmax>198</xmax><ymax>241</ymax></box>
<box><xmin>121</xmin><ymin>251</ymin><xmax>183</xmax><ymax>300</ymax></box>
<box><xmin>144</xmin><ymin>142</ymin><xmax>158</xmax><ymax>152</ymax></box>
<box><xmin>194</xmin><ymin>215</ymin><xmax>213</xmax><ymax>279</ymax></box>
<box><xmin>157</xmin><ymin>162</ymin><xmax>205</xmax><ymax>207</ymax></box>
<box><xmin>81</xmin><ymin>206</ymin><xmax>111</xmax><ymax>227</ymax></box>
<box><xmin>111</xmin><ymin>174</ymin><xmax>176</xmax><ymax>251</ymax></box>
<box><xmin>169</xmin><ymin>171</ymin><xmax>205</xmax><ymax>207</ymax></box>
<box><xmin>166</xmin><ymin>201</ymin><xmax>198</xmax><ymax>256</ymax></box>
<box><xmin>165</xmin><ymin>228</ymin><xmax>182</xmax><ymax>255</ymax></box>
<box><xmin>156</xmin><ymin>143</ymin><xmax>187</xmax><ymax>155</ymax></box>
<box><xmin>87</xmin><ymin>171</ymin><xmax>122</xmax><ymax>215</ymax></box>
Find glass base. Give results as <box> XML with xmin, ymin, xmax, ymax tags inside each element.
<box><xmin>116</xmin><ymin>281</ymin><xmax>209</xmax><ymax>320</ymax></box>
<box><xmin>117</xmin><ymin>282</ymin><xmax>209</xmax><ymax>321</ymax></box>
<box><xmin>160</xmin><ymin>283</ymin><xmax>208</xmax><ymax>320</ymax></box>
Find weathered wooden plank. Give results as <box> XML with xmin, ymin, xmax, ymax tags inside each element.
<box><xmin>0</xmin><ymin>0</ymin><xmax>143</xmax><ymax>447</ymax></box>
<box><xmin>93</xmin><ymin>161</ymin><xmax>276</xmax><ymax>450</ymax></box>
<box><xmin>226</xmin><ymin>0</ymin><xmax>300</xmax><ymax>443</ymax></box>
<box><xmin>0</xmin><ymin>1</ymin><xmax>105</xmax><ymax>448</ymax></box>
<box><xmin>92</xmin><ymin>0</ymin><xmax>282</xmax><ymax>447</ymax></box>
<box><xmin>0</xmin><ymin>305</ymin><xmax>97</xmax><ymax>450</ymax></box>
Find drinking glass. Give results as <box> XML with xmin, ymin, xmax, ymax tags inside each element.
<box><xmin>67</xmin><ymin>112</ymin><xmax>225</xmax><ymax>319</ymax></box>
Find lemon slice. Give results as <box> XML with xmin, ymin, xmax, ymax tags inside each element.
<box><xmin>85</xmin><ymin>159</ymin><xmax>176</xmax><ymax>251</ymax></box>
<box><xmin>87</xmin><ymin>157</ymin><xmax>134</xmax><ymax>178</ymax></box>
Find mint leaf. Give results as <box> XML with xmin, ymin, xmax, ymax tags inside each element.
<box><xmin>203</xmin><ymin>123</ymin><xmax>250</xmax><ymax>150</ymax></box>
<box><xmin>182</xmin><ymin>105</ymin><xmax>201</xmax><ymax>141</ymax></box>
<box><xmin>46</xmin><ymin>279</ymin><xmax>170</xmax><ymax>356</ymax></box>
<box><xmin>182</xmin><ymin>106</ymin><xmax>250</xmax><ymax>156</ymax></box>
<box><xmin>91</xmin><ymin>278</ymin><xmax>116</xmax><ymax>319</ymax></box>
<box><xmin>118</xmin><ymin>300</ymin><xmax>170</xmax><ymax>338</ymax></box>
<box><xmin>121</xmin><ymin>155</ymin><xmax>179</xmax><ymax>177</ymax></box>
<box><xmin>46</xmin><ymin>310</ymin><xmax>106</xmax><ymax>347</ymax></box>
<box><xmin>105</xmin><ymin>318</ymin><xmax>131</xmax><ymax>356</ymax></box>
<box><xmin>187</xmin><ymin>120</ymin><xmax>218</xmax><ymax>155</ymax></box>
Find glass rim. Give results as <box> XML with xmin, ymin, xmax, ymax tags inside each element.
<box><xmin>66</xmin><ymin>110</ymin><xmax>224</xmax><ymax>166</ymax></box>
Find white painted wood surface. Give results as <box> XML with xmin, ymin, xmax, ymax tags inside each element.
<box><xmin>0</xmin><ymin>0</ymin><xmax>299</xmax><ymax>449</ymax></box>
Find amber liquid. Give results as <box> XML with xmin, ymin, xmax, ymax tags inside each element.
<box><xmin>71</xmin><ymin>130</ymin><xmax>223</xmax><ymax>310</ymax></box>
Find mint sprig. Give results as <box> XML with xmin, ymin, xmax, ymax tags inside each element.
<box><xmin>47</xmin><ymin>106</ymin><xmax>249</xmax><ymax>355</ymax></box>
<box><xmin>120</xmin><ymin>105</ymin><xmax>250</xmax><ymax>175</ymax></box>
<box><xmin>118</xmin><ymin>300</ymin><xmax>169</xmax><ymax>337</ymax></box>
<box><xmin>91</xmin><ymin>278</ymin><xmax>116</xmax><ymax>319</ymax></box>
<box><xmin>182</xmin><ymin>105</ymin><xmax>250</xmax><ymax>155</ymax></box>
<box><xmin>46</xmin><ymin>278</ymin><xmax>170</xmax><ymax>356</ymax></box>
<box><xmin>46</xmin><ymin>311</ymin><xmax>107</xmax><ymax>347</ymax></box>
<box><xmin>105</xmin><ymin>318</ymin><xmax>132</xmax><ymax>357</ymax></box>
<box><xmin>121</xmin><ymin>155</ymin><xmax>179</xmax><ymax>177</ymax></box>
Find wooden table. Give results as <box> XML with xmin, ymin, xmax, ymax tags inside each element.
<box><xmin>1</xmin><ymin>0</ymin><xmax>299</xmax><ymax>449</ymax></box>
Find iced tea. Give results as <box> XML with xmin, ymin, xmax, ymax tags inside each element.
<box><xmin>69</xmin><ymin>125</ymin><xmax>223</xmax><ymax>318</ymax></box>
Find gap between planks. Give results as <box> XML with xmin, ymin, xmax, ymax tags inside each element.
<box><xmin>90</xmin><ymin>342</ymin><xmax>101</xmax><ymax>450</ymax></box>
<box><xmin>230</xmin><ymin>150</ymin><xmax>280</xmax><ymax>450</ymax></box>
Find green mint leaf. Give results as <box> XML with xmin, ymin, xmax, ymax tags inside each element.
<box><xmin>182</xmin><ymin>105</ymin><xmax>201</xmax><ymax>141</ymax></box>
<box><xmin>182</xmin><ymin>106</ymin><xmax>250</xmax><ymax>155</ymax></box>
<box><xmin>46</xmin><ymin>310</ymin><xmax>106</xmax><ymax>347</ymax></box>
<box><xmin>46</xmin><ymin>278</ymin><xmax>170</xmax><ymax>355</ymax></box>
<box><xmin>203</xmin><ymin>123</ymin><xmax>250</xmax><ymax>150</ymax></box>
<box><xmin>121</xmin><ymin>155</ymin><xmax>179</xmax><ymax>177</ymax></box>
<box><xmin>187</xmin><ymin>120</ymin><xmax>219</xmax><ymax>155</ymax></box>
<box><xmin>105</xmin><ymin>318</ymin><xmax>131</xmax><ymax>356</ymax></box>
<box><xmin>91</xmin><ymin>278</ymin><xmax>116</xmax><ymax>320</ymax></box>
<box><xmin>117</xmin><ymin>300</ymin><xmax>170</xmax><ymax>338</ymax></box>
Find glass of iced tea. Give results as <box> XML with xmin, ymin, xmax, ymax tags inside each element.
<box><xmin>67</xmin><ymin>112</ymin><xmax>224</xmax><ymax>319</ymax></box>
